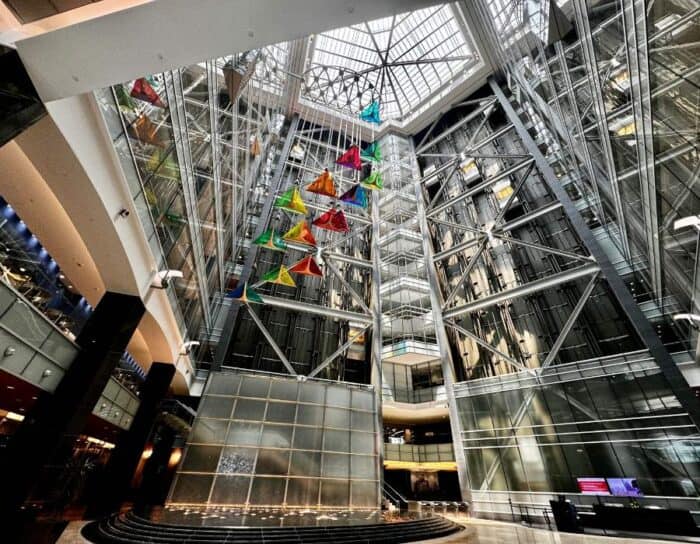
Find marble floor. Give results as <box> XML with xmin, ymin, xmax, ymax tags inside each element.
<box><xmin>58</xmin><ymin>517</ymin><xmax>694</xmax><ymax>544</ymax></box>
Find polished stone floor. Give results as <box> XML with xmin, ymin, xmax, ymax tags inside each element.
<box><xmin>58</xmin><ymin>517</ymin><xmax>694</xmax><ymax>543</ymax></box>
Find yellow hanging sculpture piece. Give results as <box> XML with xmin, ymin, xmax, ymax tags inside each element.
<box><xmin>283</xmin><ymin>221</ymin><xmax>317</xmax><ymax>246</ymax></box>
<box><xmin>305</xmin><ymin>168</ymin><xmax>337</xmax><ymax>198</ymax></box>
<box><xmin>275</xmin><ymin>187</ymin><xmax>308</xmax><ymax>215</ymax></box>
<box><xmin>260</xmin><ymin>265</ymin><xmax>296</xmax><ymax>287</ymax></box>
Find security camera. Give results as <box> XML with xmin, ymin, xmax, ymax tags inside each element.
<box><xmin>151</xmin><ymin>269</ymin><xmax>184</xmax><ymax>289</ymax></box>
<box><xmin>118</xmin><ymin>208</ymin><xmax>130</xmax><ymax>218</ymax></box>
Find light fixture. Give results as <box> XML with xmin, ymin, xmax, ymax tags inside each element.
<box><xmin>151</xmin><ymin>269</ymin><xmax>184</xmax><ymax>289</ymax></box>
<box><xmin>673</xmin><ymin>215</ymin><xmax>700</xmax><ymax>232</ymax></box>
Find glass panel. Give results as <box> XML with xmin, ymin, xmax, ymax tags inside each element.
<box><xmin>299</xmin><ymin>382</ymin><xmax>325</xmax><ymax>404</ymax></box>
<box><xmin>191</xmin><ymin>419</ymin><xmax>228</xmax><ymax>445</ymax></box>
<box><xmin>240</xmin><ymin>375</ymin><xmax>270</xmax><ymax>398</ymax></box>
<box><xmin>233</xmin><ymin>399</ymin><xmax>267</xmax><ymax>420</ymax></box>
<box><xmin>296</xmin><ymin>405</ymin><xmax>324</xmax><ymax>426</ymax></box>
<box><xmin>326</xmin><ymin>385</ymin><xmax>351</xmax><ymax>407</ymax></box>
<box><xmin>198</xmin><ymin>396</ymin><xmax>234</xmax><ymax>419</ymax></box>
<box><xmin>322</xmin><ymin>453</ymin><xmax>349</xmax><ymax>478</ymax></box>
<box><xmin>206</xmin><ymin>374</ymin><xmax>241</xmax><ymax>396</ymax></box>
<box><xmin>181</xmin><ymin>445</ymin><xmax>222</xmax><ymax>472</ymax></box>
<box><xmin>320</xmin><ymin>479</ymin><xmax>349</xmax><ymax>507</ymax></box>
<box><xmin>351</xmin><ymin>410</ymin><xmax>373</xmax><ymax>430</ymax></box>
<box><xmin>260</xmin><ymin>423</ymin><xmax>293</xmax><ymax>448</ymax></box>
<box><xmin>290</xmin><ymin>450</ymin><xmax>321</xmax><ymax>477</ymax></box>
<box><xmin>293</xmin><ymin>426</ymin><xmax>323</xmax><ymax>451</ymax></box>
<box><xmin>351</xmin><ymin>389</ymin><xmax>373</xmax><ymax>411</ymax></box>
<box><xmin>324</xmin><ymin>407</ymin><xmax>350</xmax><ymax>429</ymax></box>
<box><xmin>269</xmin><ymin>379</ymin><xmax>299</xmax><ymax>401</ymax></box>
<box><xmin>249</xmin><ymin>477</ymin><xmax>286</xmax><ymax>505</ymax></box>
<box><xmin>210</xmin><ymin>475</ymin><xmax>251</xmax><ymax>504</ymax></box>
<box><xmin>226</xmin><ymin>421</ymin><xmax>261</xmax><ymax>446</ymax></box>
<box><xmin>324</xmin><ymin>429</ymin><xmax>350</xmax><ymax>452</ymax></box>
<box><xmin>350</xmin><ymin>455</ymin><xmax>378</xmax><ymax>480</ymax></box>
<box><xmin>255</xmin><ymin>448</ymin><xmax>290</xmax><ymax>475</ymax></box>
<box><xmin>265</xmin><ymin>401</ymin><xmax>296</xmax><ymax>423</ymax></box>
<box><xmin>170</xmin><ymin>474</ymin><xmax>213</xmax><ymax>503</ymax></box>
<box><xmin>218</xmin><ymin>446</ymin><xmax>257</xmax><ymax>474</ymax></box>
<box><xmin>351</xmin><ymin>481</ymin><xmax>378</xmax><ymax>508</ymax></box>
<box><xmin>285</xmin><ymin>477</ymin><xmax>320</xmax><ymax>506</ymax></box>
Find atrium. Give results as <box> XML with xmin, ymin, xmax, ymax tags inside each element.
<box><xmin>0</xmin><ymin>0</ymin><xmax>698</xmax><ymax>542</ymax></box>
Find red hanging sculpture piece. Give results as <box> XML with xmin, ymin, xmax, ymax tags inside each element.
<box><xmin>335</xmin><ymin>145</ymin><xmax>362</xmax><ymax>170</ymax></box>
<box><xmin>130</xmin><ymin>78</ymin><xmax>165</xmax><ymax>108</ymax></box>
<box><xmin>312</xmin><ymin>207</ymin><xmax>350</xmax><ymax>233</ymax></box>
<box><xmin>288</xmin><ymin>256</ymin><xmax>323</xmax><ymax>277</ymax></box>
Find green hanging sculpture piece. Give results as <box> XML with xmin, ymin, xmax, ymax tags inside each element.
<box><xmin>274</xmin><ymin>186</ymin><xmax>308</xmax><ymax>215</ymax></box>
<box><xmin>253</xmin><ymin>228</ymin><xmax>287</xmax><ymax>251</ymax></box>
<box><xmin>361</xmin><ymin>141</ymin><xmax>382</xmax><ymax>162</ymax></box>
<box><xmin>361</xmin><ymin>170</ymin><xmax>383</xmax><ymax>191</ymax></box>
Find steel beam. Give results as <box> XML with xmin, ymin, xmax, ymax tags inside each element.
<box><xmin>572</xmin><ymin>0</ymin><xmax>631</xmax><ymax>259</ymax></box>
<box><xmin>621</xmin><ymin>0</ymin><xmax>662</xmax><ymax>303</ymax></box>
<box><xmin>323</xmin><ymin>257</ymin><xmax>372</xmax><ymax>315</ymax></box>
<box><xmin>262</xmin><ymin>295</ymin><xmax>373</xmax><ymax>325</ymax></box>
<box><xmin>308</xmin><ymin>324</ymin><xmax>371</xmax><ymax>378</ymax></box>
<box><xmin>491</xmin><ymin>78</ymin><xmax>700</xmax><ymax>431</ymax></box>
<box><xmin>445</xmin><ymin>320</ymin><xmax>533</xmax><ymax>374</ymax></box>
<box><xmin>246</xmin><ymin>305</ymin><xmax>297</xmax><ymax>376</ymax></box>
<box><xmin>411</xmin><ymin>139</ymin><xmax>472</xmax><ymax>502</ymax></box>
<box><xmin>427</xmin><ymin>158</ymin><xmax>534</xmax><ymax>217</ymax></box>
<box><xmin>542</xmin><ymin>273</ymin><xmax>599</xmax><ymax>367</ymax></box>
<box><xmin>370</xmin><ymin>186</ymin><xmax>384</xmax><ymax>507</ymax></box>
<box><xmin>322</xmin><ymin>251</ymin><xmax>373</xmax><ymax>270</ymax></box>
<box><xmin>444</xmin><ymin>263</ymin><xmax>600</xmax><ymax>319</ymax></box>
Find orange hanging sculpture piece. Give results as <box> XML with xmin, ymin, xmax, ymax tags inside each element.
<box><xmin>250</xmin><ymin>135</ymin><xmax>262</xmax><ymax>157</ymax></box>
<box><xmin>288</xmin><ymin>256</ymin><xmax>323</xmax><ymax>277</ymax></box>
<box><xmin>313</xmin><ymin>207</ymin><xmax>350</xmax><ymax>233</ymax></box>
<box><xmin>130</xmin><ymin>78</ymin><xmax>165</xmax><ymax>108</ymax></box>
<box><xmin>335</xmin><ymin>145</ymin><xmax>362</xmax><ymax>170</ymax></box>
<box><xmin>305</xmin><ymin>169</ymin><xmax>337</xmax><ymax>198</ymax></box>
<box><xmin>283</xmin><ymin>221</ymin><xmax>317</xmax><ymax>246</ymax></box>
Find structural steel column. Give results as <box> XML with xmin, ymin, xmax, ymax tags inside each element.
<box><xmin>411</xmin><ymin>140</ymin><xmax>472</xmax><ymax>503</ymax></box>
<box><xmin>87</xmin><ymin>362</ymin><xmax>176</xmax><ymax>517</ymax></box>
<box><xmin>491</xmin><ymin>78</ymin><xmax>700</xmax><ymax>431</ymax></box>
<box><xmin>370</xmin><ymin>188</ymin><xmax>384</xmax><ymax>506</ymax></box>
<box><xmin>0</xmin><ymin>292</ymin><xmax>145</xmax><ymax>528</ymax></box>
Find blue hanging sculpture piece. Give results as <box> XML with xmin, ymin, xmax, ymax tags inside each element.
<box><xmin>359</xmin><ymin>100</ymin><xmax>381</xmax><ymax>124</ymax></box>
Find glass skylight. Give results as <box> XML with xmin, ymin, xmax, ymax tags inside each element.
<box><xmin>301</xmin><ymin>4</ymin><xmax>476</xmax><ymax>123</ymax></box>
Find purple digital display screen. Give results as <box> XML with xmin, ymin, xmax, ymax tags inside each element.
<box><xmin>606</xmin><ymin>478</ymin><xmax>643</xmax><ymax>497</ymax></box>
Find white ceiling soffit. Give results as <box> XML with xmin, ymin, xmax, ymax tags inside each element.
<box><xmin>15</xmin><ymin>0</ymin><xmax>446</xmax><ymax>103</ymax></box>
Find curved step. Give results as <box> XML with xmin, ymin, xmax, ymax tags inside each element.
<box><xmin>82</xmin><ymin>510</ymin><xmax>463</xmax><ymax>544</ymax></box>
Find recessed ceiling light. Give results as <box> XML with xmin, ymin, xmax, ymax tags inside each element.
<box><xmin>19</xmin><ymin>267</ymin><xmax>26</xmax><ymax>272</ymax></box>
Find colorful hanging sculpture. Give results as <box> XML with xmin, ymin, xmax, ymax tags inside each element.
<box><xmin>226</xmin><ymin>282</ymin><xmax>263</xmax><ymax>304</ymax></box>
<box><xmin>359</xmin><ymin>100</ymin><xmax>381</xmax><ymax>124</ymax></box>
<box><xmin>146</xmin><ymin>149</ymin><xmax>180</xmax><ymax>180</ymax></box>
<box><xmin>253</xmin><ymin>228</ymin><xmax>287</xmax><ymax>251</ymax></box>
<box><xmin>340</xmin><ymin>184</ymin><xmax>369</xmax><ymax>208</ymax></box>
<box><xmin>283</xmin><ymin>221</ymin><xmax>317</xmax><ymax>246</ymax></box>
<box><xmin>288</xmin><ymin>256</ymin><xmax>323</xmax><ymax>277</ymax></box>
<box><xmin>260</xmin><ymin>265</ymin><xmax>296</xmax><ymax>287</ymax></box>
<box><xmin>130</xmin><ymin>78</ymin><xmax>165</xmax><ymax>108</ymax></box>
<box><xmin>335</xmin><ymin>145</ymin><xmax>362</xmax><ymax>170</ymax></box>
<box><xmin>128</xmin><ymin>114</ymin><xmax>163</xmax><ymax>147</ymax></box>
<box><xmin>305</xmin><ymin>168</ymin><xmax>337</xmax><ymax>198</ymax></box>
<box><xmin>275</xmin><ymin>187</ymin><xmax>308</xmax><ymax>215</ymax></box>
<box><xmin>361</xmin><ymin>141</ymin><xmax>382</xmax><ymax>162</ymax></box>
<box><xmin>250</xmin><ymin>134</ymin><xmax>262</xmax><ymax>157</ymax></box>
<box><xmin>313</xmin><ymin>207</ymin><xmax>350</xmax><ymax>233</ymax></box>
<box><xmin>361</xmin><ymin>170</ymin><xmax>383</xmax><ymax>191</ymax></box>
<box><xmin>115</xmin><ymin>84</ymin><xmax>136</xmax><ymax>112</ymax></box>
